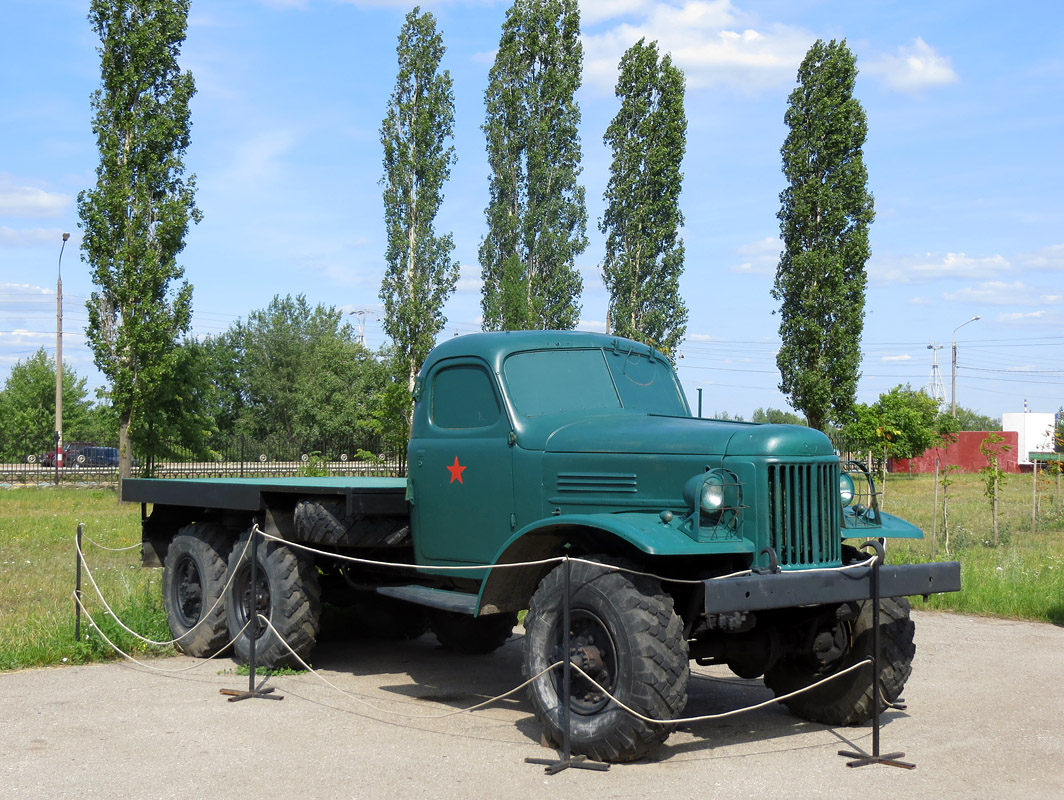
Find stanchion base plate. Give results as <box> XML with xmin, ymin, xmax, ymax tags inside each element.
<box><xmin>838</xmin><ymin>749</ymin><xmax>915</xmax><ymax>770</ymax></box>
<box><xmin>525</xmin><ymin>755</ymin><xmax>610</xmax><ymax>774</ymax></box>
<box><xmin>220</xmin><ymin>686</ymin><xmax>284</xmax><ymax>703</ymax></box>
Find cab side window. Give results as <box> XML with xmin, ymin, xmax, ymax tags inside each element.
<box><xmin>431</xmin><ymin>365</ymin><xmax>501</xmax><ymax>429</ymax></box>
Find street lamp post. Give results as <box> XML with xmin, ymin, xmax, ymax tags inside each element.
<box><xmin>951</xmin><ymin>315</ymin><xmax>981</xmax><ymax>418</ymax></box>
<box><xmin>55</xmin><ymin>232</ymin><xmax>70</xmax><ymax>485</ymax></box>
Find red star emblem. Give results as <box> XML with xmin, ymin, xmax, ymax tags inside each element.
<box><xmin>446</xmin><ymin>456</ymin><xmax>466</xmax><ymax>484</ymax></box>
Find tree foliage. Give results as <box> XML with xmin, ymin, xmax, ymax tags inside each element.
<box><xmin>480</xmin><ymin>0</ymin><xmax>587</xmax><ymax>331</ymax></box>
<box><xmin>224</xmin><ymin>295</ymin><xmax>387</xmax><ymax>444</ymax></box>
<box><xmin>77</xmin><ymin>0</ymin><xmax>201</xmax><ymax>478</ymax></box>
<box><xmin>954</xmin><ymin>405</ymin><xmax>1002</xmax><ymax>432</ymax></box>
<box><xmin>379</xmin><ymin>7</ymin><xmax>459</xmax><ymax>394</ymax></box>
<box><xmin>751</xmin><ymin>407</ymin><xmax>807</xmax><ymax>426</ymax></box>
<box><xmin>0</xmin><ymin>350</ymin><xmax>99</xmax><ymax>461</ymax></box>
<box><xmin>600</xmin><ymin>38</ymin><xmax>687</xmax><ymax>357</ymax></box>
<box><xmin>772</xmin><ymin>39</ymin><xmax>873</xmax><ymax>431</ymax></box>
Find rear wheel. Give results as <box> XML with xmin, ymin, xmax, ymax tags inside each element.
<box><xmin>224</xmin><ymin>528</ymin><xmax>321</xmax><ymax>668</ymax></box>
<box><xmin>764</xmin><ymin>596</ymin><xmax>915</xmax><ymax>725</ymax></box>
<box><xmin>523</xmin><ymin>558</ymin><xmax>689</xmax><ymax>763</ymax></box>
<box><xmin>429</xmin><ymin>608</ymin><xmax>517</xmax><ymax>654</ymax></box>
<box><xmin>162</xmin><ymin>523</ymin><xmax>233</xmax><ymax>657</ymax></box>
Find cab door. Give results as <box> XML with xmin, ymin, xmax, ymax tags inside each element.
<box><xmin>409</xmin><ymin>358</ymin><xmax>515</xmax><ymax>566</ymax></box>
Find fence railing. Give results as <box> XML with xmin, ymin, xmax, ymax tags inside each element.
<box><xmin>0</xmin><ymin>433</ymin><xmax>405</xmax><ymax>483</ymax></box>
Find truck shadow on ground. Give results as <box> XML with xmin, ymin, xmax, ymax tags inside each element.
<box><xmin>287</xmin><ymin>628</ymin><xmax>904</xmax><ymax>765</ymax></box>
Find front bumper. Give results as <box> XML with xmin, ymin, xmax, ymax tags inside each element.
<box><xmin>703</xmin><ymin>561</ymin><xmax>961</xmax><ymax>614</ymax></box>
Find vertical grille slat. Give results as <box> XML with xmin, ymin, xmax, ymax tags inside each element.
<box><xmin>767</xmin><ymin>462</ymin><xmax>842</xmax><ymax>567</ymax></box>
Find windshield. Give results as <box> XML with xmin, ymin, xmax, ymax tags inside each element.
<box><xmin>503</xmin><ymin>347</ymin><xmax>688</xmax><ymax>418</ymax></box>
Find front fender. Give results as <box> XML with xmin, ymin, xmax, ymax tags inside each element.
<box><xmin>474</xmin><ymin>512</ymin><xmax>755</xmax><ymax>615</ymax></box>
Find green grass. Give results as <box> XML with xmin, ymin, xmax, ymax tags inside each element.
<box><xmin>0</xmin><ymin>487</ymin><xmax>172</xmax><ymax>671</ymax></box>
<box><xmin>881</xmin><ymin>472</ymin><xmax>1064</xmax><ymax>624</ymax></box>
<box><xmin>2</xmin><ymin>476</ymin><xmax>1062</xmax><ymax>672</ymax></box>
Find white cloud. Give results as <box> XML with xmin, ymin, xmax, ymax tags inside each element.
<box><xmin>1016</xmin><ymin>243</ymin><xmax>1064</xmax><ymax>272</ymax></box>
<box><xmin>0</xmin><ymin>175</ymin><xmax>71</xmax><ymax>219</ymax></box>
<box><xmin>909</xmin><ymin>296</ymin><xmax>934</xmax><ymax>305</ymax></box>
<box><xmin>580</xmin><ymin>0</ymin><xmax>653</xmax><ymax>25</ymax></box>
<box><xmin>998</xmin><ymin>310</ymin><xmax>1047</xmax><ymax>322</ymax></box>
<box><xmin>0</xmin><ymin>227</ymin><xmax>68</xmax><ymax>248</ymax></box>
<box><xmin>454</xmin><ymin>262</ymin><xmax>482</xmax><ymax>294</ymax></box>
<box><xmin>581</xmin><ymin>1</ymin><xmax>811</xmax><ymax>94</ymax></box>
<box><xmin>730</xmin><ymin>235</ymin><xmax>780</xmax><ymax>275</ymax></box>
<box><xmin>881</xmin><ymin>354</ymin><xmax>912</xmax><ymax>362</ymax></box>
<box><xmin>864</xmin><ymin>38</ymin><xmax>959</xmax><ymax>95</ymax></box>
<box><xmin>869</xmin><ymin>251</ymin><xmax>1010</xmax><ymax>284</ymax></box>
<box><xmin>943</xmin><ymin>280</ymin><xmax>1064</xmax><ymax>306</ymax></box>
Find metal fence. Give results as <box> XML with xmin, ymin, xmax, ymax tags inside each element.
<box><xmin>0</xmin><ymin>433</ymin><xmax>405</xmax><ymax>484</ymax></box>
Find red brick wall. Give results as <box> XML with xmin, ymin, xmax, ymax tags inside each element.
<box><xmin>889</xmin><ymin>430</ymin><xmax>1021</xmax><ymax>474</ymax></box>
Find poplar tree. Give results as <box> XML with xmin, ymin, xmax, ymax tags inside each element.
<box><xmin>78</xmin><ymin>0</ymin><xmax>200</xmax><ymax>479</ymax></box>
<box><xmin>480</xmin><ymin>0</ymin><xmax>587</xmax><ymax>331</ymax></box>
<box><xmin>772</xmin><ymin>39</ymin><xmax>873</xmax><ymax>431</ymax></box>
<box><xmin>600</xmin><ymin>39</ymin><xmax>687</xmax><ymax>357</ymax></box>
<box><xmin>379</xmin><ymin>7</ymin><xmax>458</xmax><ymax>396</ymax></box>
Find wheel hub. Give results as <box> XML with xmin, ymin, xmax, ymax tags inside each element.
<box><xmin>174</xmin><ymin>556</ymin><xmax>203</xmax><ymax>627</ymax></box>
<box><xmin>554</xmin><ymin>609</ymin><xmax>618</xmax><ymax>715</ymax></box>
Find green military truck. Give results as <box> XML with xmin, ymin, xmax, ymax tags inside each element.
<box><xmin>123</xmin><ymin>330</ymin><xmax>959</xmax><ymax>762</ymax></box>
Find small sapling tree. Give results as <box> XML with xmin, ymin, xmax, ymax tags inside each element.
<box><xmin>979</xmin><ymin>432</ymin><xmax>1011</xmax><ymax>546</ymax></box>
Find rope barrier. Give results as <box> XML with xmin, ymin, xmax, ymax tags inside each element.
<box><xmin>75</xmin><ymin>531</ymin><xmax>253</xmax><ymax>648</ymax></box>
<box><xmin>73</xmin><ymin>522</ymin><xmax>898</xmax><ymax>762</ymax></box>
<box><xmin>72</xmin><ymin>591</ymin><xmax>254</xmax><ymax>674</ymax></box>
<box><xmin>256</xmin><ymin>526</ymin><xmax>877</xmax><ymax>587</ymax></box>
<box><xmin>80</xmin><ymin>533</ymin><xmax>141</xmax><ymax>552</ymax></box>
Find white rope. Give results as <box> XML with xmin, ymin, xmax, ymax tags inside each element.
<box><xmin>260</xmin><ymin>616</ymin><xmax>876</xmax><ymax>728</ymax></box>
<box><xmin>258</xmin><ymin>529</ymin><xmax>565</xmax><ymax>573</ymax></box>
<box><xmin>259</xmin><ymin>615</ymin><xmax>558</xmax><ymax>719</ymax></box>
<box><xmin>75</xmin><ymin>530</ymin><xmax>253</xmax><ymax>647</ymax></box>
<box><xmin>80</xmin><ymin>533</ymin><xmax>141</xmax><ymax>552</ymax></box>
<box><xmin>561</xmin><ymin>656</ymin><xmax>876</xmax><ymax>726</ymax></box>
<box><xmin>72</xmin><ymin>591</ymin><xmax>254</xmax><ymax>674</ymax></box>
<box><xmin>256</xmin><ymin>526</ymin><xmax>878</xmax><ymax>588</ymax></box>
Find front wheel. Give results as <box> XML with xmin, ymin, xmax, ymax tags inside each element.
<box><xmin>764</xmin><ymin>596</ymin><xmax>915</xmax><ymax>725</ymax></box>
<box><xmin>224</xmin><ymin>528</ymin><xmax>321</xmax><ymax>669</ymax></box>
<box><xmin>523</xmin><ymin>558</ymin><xmax>689</xmax><ymax>763</ymax></box>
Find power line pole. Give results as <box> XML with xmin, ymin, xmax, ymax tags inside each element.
<box><xmin>926</xmin><ymin>342</ymin><xmax>945</xmax><ymax>404</ymax></box>
<box><xmin>55</xmin><ymin>232</ymin><xmax>70</xmax><ymax>484</ymax></box>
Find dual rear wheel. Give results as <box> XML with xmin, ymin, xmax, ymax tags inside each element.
<box><xmin>161</xmin><ymin>523</ymin><xmax>320</xmax><ymax>668</ymax></box>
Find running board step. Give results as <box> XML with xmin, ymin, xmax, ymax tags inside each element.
<box><xmin>376</xmin><ymin>585</ymin><xmax>478</xmax><ymax>615</ymax></box>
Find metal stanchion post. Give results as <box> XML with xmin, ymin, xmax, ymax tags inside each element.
<box><xmin>839</xmin><ymin>540</ymin><xmax>914</xmax><ymax>769</ymax></box>
<box><xmin>221</xmin><ymin>523</ymin><xmax>281</xmax><ymax>702</ymax></box>
<box><xmin>75</xmin><ymin>523</ymin><xmax>83</xmax><ymax>643</ymax></box>
<box><xmin>526</xmin><ymin>557</ymin><xmax>609</xmax><ymax>774</ymax></box>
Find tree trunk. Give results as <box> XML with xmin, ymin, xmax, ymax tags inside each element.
<box><xmin>118</xmin><ymin>411</ymin><xmax>133</xmax><ymax>498</ymax></box>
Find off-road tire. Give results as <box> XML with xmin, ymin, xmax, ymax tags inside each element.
<box><xmin>224</xmin><ymin>528</ymin><xmax>321</xmax><ymax>669</ymax></box>
<box><xmin>162</xmin><ymin>523</ymin><xmax>233</xmax><ymax>657</ymax></box>
<box><xmin>764</xmin><ymin>596</ymin><xmax>915</xmax><ymax>726</ymax></box>
<box><xmin>429</xmin><ymin>608</ymin><xmax>517</xmax><ymax>654</ymax></box>
<box><xmin>523</xmin><ymin>558</ymin><xmax>689</xmax><ymax>763</ymax></box>
<box><xmin>294</xmin><ymin>498</ymin><xmax>409</xmax><ymax>548</ymax></box>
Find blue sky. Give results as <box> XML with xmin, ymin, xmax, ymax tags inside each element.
<box><xmin>2</xmin><ymin>0</ymin><xmax>1062</xmax><ymax>420</ymax></box>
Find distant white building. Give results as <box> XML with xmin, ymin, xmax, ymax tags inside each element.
<box><xmin>1001</xmin><ymin>412</ymin><xmax>1056</xmax><ymax>466</ymax></box>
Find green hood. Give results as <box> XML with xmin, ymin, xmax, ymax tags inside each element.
<box><xmin>534</xmin><ymin>414</ymin><xmax>834</xmax><ymax>458</ymax></box>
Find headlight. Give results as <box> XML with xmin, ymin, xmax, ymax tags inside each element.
<box><xmin>701</xmin><ymin>473</ymin><xmax>725</xmax><ymax>513</ymax></box>
<box><xmin>683</xmin><ymin>470</ymin><xmax>740</xmax><ymax>530</ymax></box>
<box><xmin>839</xmin><ymin>472</ymin><xmax>855</xmax><ymax>507</ymax></box>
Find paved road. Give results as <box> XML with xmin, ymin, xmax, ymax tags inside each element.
<box><xmin>1</xmin><ymin>610</ymin><xmax>1061</xmax><ymax>799</ymax></box>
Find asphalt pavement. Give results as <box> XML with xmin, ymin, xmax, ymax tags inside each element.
<box><xmin>1</xmin><ymin>610</ymin><xmax>1061</xmax><ymax>799</ymax></box>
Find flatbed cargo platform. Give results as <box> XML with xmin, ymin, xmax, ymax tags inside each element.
<box><xmin>123</xmin><ymin>476</ymin><xmax>408</xmax><ymax>515</ymax></box>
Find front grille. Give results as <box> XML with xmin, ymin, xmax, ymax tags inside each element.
<box><xmin>766</xmin><ymin>462</ymin><xmax>842</xmax><ymax>567</ymax></box>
